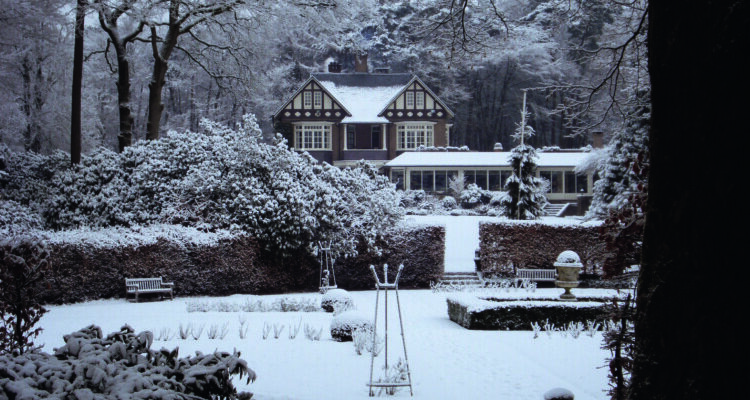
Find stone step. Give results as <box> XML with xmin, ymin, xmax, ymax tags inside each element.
<box><xmin>439</xmin><ymin>272</ymin><xmax>482</xmax><ymax>285</ymax></box>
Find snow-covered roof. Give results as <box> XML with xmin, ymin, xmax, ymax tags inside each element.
<box><xmin>314</xmin><ymin>73</ymin><xmax>412</xmax><ymax>123</ymax></box>
<box><xmin>385</xmin><ymin>151</ymin><xmax>591</xmax><ymax>168</ymax></box>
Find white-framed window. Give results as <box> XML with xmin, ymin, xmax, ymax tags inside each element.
<box><xmin>313</xmin><ymin>91</ymin><xmax>322</xmax><ymax>108</ymax></box>
<box><xmin>303</xmin><ymin>92</ymin><xmax>312</xmax><ymax>108</ymax></box>
<box><xmin>415</xmin><ymin>91</ymin><xmax>424</xmax><ymax>108</ymax></box>
<box><xmin>397</xmin><ymin>123</ymin><xmax>434</xmax><ymax>150</ymax></box>
<box><xmin>294</xmin><ymin>123</ymin><xmax>331</xmax><ymax>150</ymax></box>
<box><xmin>406</xmin><ymin>92</ymin><xmax>414</xmax><ymax>108</ymax></box>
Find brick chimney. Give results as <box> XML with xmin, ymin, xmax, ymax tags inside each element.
<box><xmin>354</xmin><ymin>52</ymin><xmax>368</xmax><ymax>73</ymax></box>
<box><xmin>328</xmin><ymin>61</ymin><xmax>342</xmax><ymax>73</ymax></box>
<box><xmin>592</xmin><ymin>131</ymin><xmax>604</xmax><ymax>148</ymax></box>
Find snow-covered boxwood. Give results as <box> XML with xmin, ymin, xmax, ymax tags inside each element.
<box><xmin>0</xmin><ymin>325</ymin><xmax>255</xmax><ymax>399</ymax></box>
<box><xmin>321</xmin><ymin>289</ymin><xmax>355</xmax><ymax>314</ymax></box>
<box><xmin>330</xmin><ymin>310</ymin><xmax>373</xmax><ymax>342</ymax></box>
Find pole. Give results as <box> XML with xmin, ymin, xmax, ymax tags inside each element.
<box><xmin>517</xmin><ymin>90</ymin><xmax>527</xmax><ymax>220</ymax></box>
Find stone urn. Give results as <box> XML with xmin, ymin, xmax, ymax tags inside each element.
<box><xmin>554</xmin><ymin>250</ymin><xmax>583</xmax><ymax>300</ymax></box>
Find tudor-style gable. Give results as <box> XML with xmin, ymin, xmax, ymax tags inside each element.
<box><xmin>275</xmin><ymin>77</ymin><xmax>350</xmax><ymax>121</ymax></box>
<box><xmin>378</xmin><ymin>77</ymin><xmax>454</xmax><ymax>120</ymax></box>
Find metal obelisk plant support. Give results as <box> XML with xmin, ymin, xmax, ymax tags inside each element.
<box><xmin>318</xmin><ymin>241</ymin><xmax>337</xmax><ymax>293</ymax></box>
<box><xmin>367</xmin><ymin>264</ymin><xmax>413</xmax><ymax>397</ymax></box>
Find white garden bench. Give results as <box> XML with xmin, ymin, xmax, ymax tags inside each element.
<box><xmin>125</xmin><ymin>277</ymin><xmax>174</xmax><ymax>302</ymax></box>
<box><xmin>516</xmin><ymin>268</ymin><xmax>557</xmax><ymax>282</ymax></box>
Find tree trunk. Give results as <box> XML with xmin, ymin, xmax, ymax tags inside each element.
<box><xmin>629</xmin><ymin>1</ymin><xmax>746</xmax><ymax>399</ymax></box>
<box><xmin>115</xmin><ymin>46</ymin><xmax>135</xmax><ymax>152</ymax></box>
<box><xmin>70</xmin><ymin>0</ymin><xmax>84</xmax><ymax>164</ymax></box>
<box><xmin>146</xmin><ymin>57</ymin><xmax>168</xmax><ymax>141</ymax></box>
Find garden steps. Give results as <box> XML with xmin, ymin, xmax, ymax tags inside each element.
<box><xmin>439</xmin><ymin>271</ymin><xmax>483</xmax><ymax>286</ymax></box>
<box><xmin>544</xmin><ymin>203</ymin><xmax>568</xmax><ymax>217</ymax></box>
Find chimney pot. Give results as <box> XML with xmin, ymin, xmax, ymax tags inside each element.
<box><xmin>592</xmin><ymin>131</ymin><xmax>604</xmax><ymax>149</ymax></box>
<box><xmin>328</xmin><ymin>61</ymin><xmax>341</xmax><ymax>73</ymax></box>
<box><xmin>355</xmin><ymin>52</ymin><xmax>368</xmax><ymax>73</ymax></box>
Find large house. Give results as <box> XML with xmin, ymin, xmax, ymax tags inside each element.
<box><xmin>274</xmin><ymin>58</ymin><xmax>596</xmax><ymax>211</ymax></box>
<box><xmin>272</xmin><ymin>57</ymin><xmax>454</xmax><ymax>168</ymax></box>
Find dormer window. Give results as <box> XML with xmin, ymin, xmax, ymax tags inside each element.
<box><xmin>416</xmin><ymin>92</ymin><xmax>424</xmax><ymax>108</ymax></box>
<box><xmin>314</xmin><ymin>91</ymin><xmax>322</xmax><ymax>108</ymax></box>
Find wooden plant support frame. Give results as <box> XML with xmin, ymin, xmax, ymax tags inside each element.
<box><xmin>367</xmin><ymin>264</ymin><xmax>413</xmax><ymax>397</ymax></box>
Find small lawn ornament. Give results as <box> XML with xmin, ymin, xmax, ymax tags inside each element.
<box><xmin>367</xmin><ymin>264</ymin><xmax>413</xmax><ymax>397</ymax></box>
<box><xmin>318</xmin><ymin>241</ymin><xmax>337</xmax><ymax>293</ymax></box>
<box><xmin>554</xmin><ymin>250</ymin><xmax>583</xmax><ymax>300</ymax></box>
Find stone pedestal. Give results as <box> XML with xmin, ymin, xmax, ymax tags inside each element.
<box><xmin>554</xmin><ymin>251</ymin><xmax>583</xmax><ymax>301</ymax></box>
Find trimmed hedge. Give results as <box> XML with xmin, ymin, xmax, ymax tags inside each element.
<box><xmin>335</xmin><ymin>225</ymin><xmax>445</xmax><ymax>290</ymax></box>
<box><xmin>447</xmin><ymin>296</ymin><xmax>609</xmax><ymax>330</ymax></box>
<box><xmin>38</xmin><ymin>225</ymin><xmax>444</xmax><ymax>304</ymax></box>
<box><xmin>478</xmin><ymin>222</ymin><xmax>606</xmax><ymax>276</ymax></box>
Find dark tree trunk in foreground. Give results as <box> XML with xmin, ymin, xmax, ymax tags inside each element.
<box><xmin>71</xmin><ymin>0</ymin><xmax>85</xmax><ymax>164</ymax></box>
<box><xmin>630</xmin><ymin>1</ymin><xmax>747</xmax><ymax>399</ymax></box>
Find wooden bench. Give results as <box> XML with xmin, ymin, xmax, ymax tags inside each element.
<box><xmin>125</xmin><ymin>277</ymin><xmax>174</xmax><ymax>302</ymax></box>
<box><xmin>516</xmin><ymin>268</ymin><xmax>557</xmax><ymax>282</ymax></box>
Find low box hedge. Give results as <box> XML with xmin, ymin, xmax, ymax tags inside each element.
<box><xmin>447</xmin><ymin>294</ymin><xmax>610</xmax><ymax>330</ymax></box>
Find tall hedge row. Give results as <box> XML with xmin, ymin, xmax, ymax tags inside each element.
<box><xmin>39</xmin><ymin>225</ymin><xmax>444</xmax><ymax>304</ymax></box>
<box><xmin>478</xmin><ymin>221</ymin><xmax>606</xmax><ymax>276</ymax></box>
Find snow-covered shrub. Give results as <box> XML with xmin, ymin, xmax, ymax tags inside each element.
<box><xmin>304</xmin><ymin>324</ymin><xmax>323</xmax><ymax>341</ymax></box>
<box><xmin>321</xmin><ymin>289</ymin><xmax>355</xmax><ymax>314</ymax></box>
<box><xmin>1</xmin><ymin>232</ymin><xmax>49</xmax><ymax>355</ymax></box>
<box><xmin>330</xmin><ymin>310</ymin><xmax>373</xmax><ymax>342</ymax></box>
<box><xmin>399</xmin><ymin>190</ymin><xmax>426</xmax><ymax>208</ymax></box>
<box><xmin>441</xmin><ymin>196</ymin><xmax>457</xmax><ymax>210</ymax></box>
<box><xmin>352</xmin><ymin>328</ymin><xmax>383</xmax><ymax>356</ymax></box>
<box><xmin>489</xmin><ymin>191</ymin><xmax>508</xmax><ymax>207</ymax></box>
<box><xmin>2</xmin><ymin>115</ymin><xmax>402</xmax><ymax>257</ymax></box>
<box><xmin>459</xmin><ymin>183</ymin><xmax>492</xmax><ymax>209</ymax></box>
<box><xmin>0</xmin><ymin>325</ymin><xmax>255</xmax><ymax>399</ymax></box>
<box><xmin>0</xmin><ymin>200</ymin><xmax>43</xmax><ymax>232</ymax></box>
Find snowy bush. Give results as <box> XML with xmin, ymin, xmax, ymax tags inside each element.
<box><xmin>0</xmin><ymin>325</ymin><xmax>255</xmax><ymax>399</ymax></box>
<box><xmin>0</xmin><ymin>200</ymin><xmax>43</xmax><ymax>232</ymax></box>
<box><xmin>321</xmin><ymin>289</ymin><xmax>355</xmax><ymax>314</ymax></box>
<box><xmin>1</xmin><ymin>115</ymin><xmax>402</xmax><ymax>257</ymax></box>
<box><xmin>1</xmin><ymin>232</ymin><xmax>49</xmax><ymax>355</ymax></box>
<box><xmin>459</xmin><ymin>184</ymin><xmax>492</xmax><ymax>209</ymax></box>
<box><xmin>441</xmin><ymin>196</ymin><xmax>457</xmax><ymax>210</ymax></box>
<box><xmin>330</xmin><ymin>310</ymin><xmax>373</xmax><ymax>342</ymax></box>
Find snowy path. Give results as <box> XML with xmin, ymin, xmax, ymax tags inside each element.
<box><xmin>403</xmin><ymin>215</ymin><xmax>497</xmax><ymax>273</ymax></box>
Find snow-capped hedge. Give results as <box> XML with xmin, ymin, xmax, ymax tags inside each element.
<box><xmin>447</xmin><ymin>294</ymin><xmax>609</xmax><ymax>330</ymax></box>
<box><xmin>0</xmin><ymin>115</ymin><xmax>402</xmax><ymax>256</ymax></box>
<box><xmin>30</xmin><ymin>223</ymin><xmax>443</xmax><ymax>304</ymax></box>
<box><xmin>321</xmin><ymin>289</ymin><xmax>355</xmax><ymax>314</ymax></box>
<box><xmin>334</xmin><ymin>225</ymin><xmax>445</xmax><ymax>290</ymax></box>
<box><xmin>0</xmin><ymin>325</ymin><xmax>255</xmax><ymax>399</ymax></box>
<box><xmin>478</xmin><ymin>221</ymin><xmax>605</xmax><ymax>276</ymax></box>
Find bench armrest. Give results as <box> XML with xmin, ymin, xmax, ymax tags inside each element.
<box><xmin>161</xmin><ymin>282</ymin><xmax>174</xmax><ymax>287</ymax></box>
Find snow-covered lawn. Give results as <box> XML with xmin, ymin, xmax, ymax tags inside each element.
<box><xmin>38</xmin><ymin>289</ymin><xmax>612</xmax><ymax>400</ymax></box>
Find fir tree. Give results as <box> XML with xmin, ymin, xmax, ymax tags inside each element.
<box><xmin>587</xmin><ymin>95</ymin><xmax>650</xmax><ymax>219</ymax></box>
<box><xmin>501</xmin><ymin>95</ymin><xmax>548</xmax><ymax>220</ymax></box>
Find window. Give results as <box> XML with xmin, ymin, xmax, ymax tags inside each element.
<box><xmin>346</xmin><ymin>125</ymin><xmax>356</xmax><ymax>148</ymax></box>
<box><xmin>391</xmin><ymin>169</ymin><xmax>404</xmax><ymax>190</ymax></box>
<box><xmin>371</xmin><ymin>126</ymin><xmax>381</xmax><ymax>149</ymax></box>
<box><xmin>397</xmin><ymin>123</ymin><xmax>434</xmax><ymax>149</ymax></box>
<box><xmin>489</xmin><ymin>170</ymin><xmax>501</xmax><ymax>191</ymax></box>
<box><xmin>564</xmin><ymin>171</ymin><xmax>589</xmax><ymax>193</ymax></box>
<box><xmin>410</xmin><ymin>170</ymin><xmax>422</xmax><ymax>190</ymax></box>
<box><xmin>416</xmin><ymin>92</ymin><xmax>424</xmax><ymax>108</ymax></box>
<box><xmin>406</xmin><ymin>92</ymin><xmax>414</xmax><ymax>108</ymax></box>
<box><xmin>294</xmin><ymin>124</ymin><xmax>331</xmax><ymax>150</ymax></box>
<box><xmin>464</xmin><ymin>170</ymin><xmax>488</xmax><ymax>190</ymax></box>
<box><xmin>303</xmin><ymin>92</ymin><xmax>312</xmax><ymax>108</ymax></box>
<box><xmin>501</xmin><ymin>170</ymin><xmax>512</xmax><ymax>188</ymax></box>
<box><xmin>313</xmin><ymin>91</ymin><xmax>322</xmax><ymax>108</ymax></box>
<box><xmin>539</xmin><ymin>171</ymin><xmax>563</xmax><ymax>193</ymax></box>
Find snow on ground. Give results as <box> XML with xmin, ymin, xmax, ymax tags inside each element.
<box><xmin>38</xmin><ymin>289</ymin><xmax>611</xmax><ymax>400</ymax></box>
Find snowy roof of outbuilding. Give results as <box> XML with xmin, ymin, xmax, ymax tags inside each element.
<box><xmin>385</xmin><ymin>151</ymin><xmax>591</xmax><ymax>168</ymax></box>
<box><xmin>314</xmin><ymin>73</ymin><xmax>413</xmax><ymax>123</ymax></box>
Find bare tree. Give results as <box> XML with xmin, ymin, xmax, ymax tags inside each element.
<box><xmin>145</xmin><ymin>0</ymin><xmax>243</xmax><ymax>141</ymax></box>
<box><xmin>92</xmin><ymin>0</ymin><xmax>147</xmax><ymax>152</ymax></box>
<box><xmin>71</xmin><ymin>0</ymin><xmax>86</xmax><ymax>164</ymax></box>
